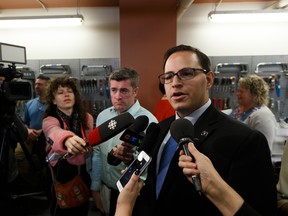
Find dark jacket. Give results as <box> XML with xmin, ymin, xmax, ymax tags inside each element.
<box><xmin>133</xmin><ymin>104</ymin><xmax>277</xmax><ymax>216</ymax></box>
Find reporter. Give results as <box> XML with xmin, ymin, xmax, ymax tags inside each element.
<box><xmin>115</xmin><ymin>171</ymin><xmax>144</xmax><ymax>216</ymax></box>
<box><xmin>43</xmin><ymin>76</ymin><xmax>93</xmax><ymax>216</ymax></box>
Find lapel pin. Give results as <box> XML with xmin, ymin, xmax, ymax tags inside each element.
<box><xmin>201</xmin><ymin>130</ymin><xmax>208</xmax><ymax>136</ymax></box>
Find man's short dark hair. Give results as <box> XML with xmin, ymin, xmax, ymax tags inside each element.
<box><xmin>163</xmin><ymin>44</ymin><xmax>211</xmax><ymax>72</ymax></box>
<box><xmin>159</xmin><ymin>81</ymin><xmax>165</xmax><ymax>95</ymax></box>
<box><xmin>37</xmin><ymin>74</ymin><xmax>50</xmax><ymax>81</ymax></box>
<box><xmin>109</xmin><ymin>67</ymin><xmax>139</xmax><ymax>88</ymax></box>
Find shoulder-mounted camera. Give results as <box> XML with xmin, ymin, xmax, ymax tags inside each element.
<box><xmin>0</xmin><ymin>42</ymin><xmax>32</xmax><ymax>101</ymax></box>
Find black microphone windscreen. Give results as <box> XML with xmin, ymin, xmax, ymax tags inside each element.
<box><xmin>170</xmin><ymin>118</ymin><xmax>202</xmax><ymax>194</ymax></box>
<box><xmin>119</xmin><ymin>115</ymin><xmax>149</xmax><ymax>146</ymax></box>
<box><xmin>170</xmin><ymin>118</ymin><xmax>194</xmax><ymax>143</ymax></box>
<box><xmin>129</xmin><ymin>115</ymin><xmax>149</xmax><ymax>132</ymax></box>
<box><xmin>138</xmin><ymin>122</ymin><xmax>160</xmax><ymax>155</ymax></box>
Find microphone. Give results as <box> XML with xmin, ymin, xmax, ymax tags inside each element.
<box><xmin>119</xmin><ymin>115</ymin><xmax>149</xmax><ymax>146</ymax></box>
<box><xmin>47</xmin><ymin>112</ymin><xmax>135</xmax><ymax>162</ymax></box>
<box><xmin>107</xmin><ymin>115</ymin><xmax>149</xmax><ymax>166</ymax></box>
<box><xmin>138</xmin><ymin>122</ymin><xmax>160</xmax><ymax>155</ymax></box>
<box><xmin>116</xmin><ymin>122</ymin><xmax>160</xmax><ymax>188</ymax></box>
<box><xmin>170</xmin><ymin>118</ymin><xmax>202</xmax><ymax>195</ymax></box>
<box><xmin>88</xmin><ymin>112</ymin><xmax>135</xmax><ymax>146</ymax></box>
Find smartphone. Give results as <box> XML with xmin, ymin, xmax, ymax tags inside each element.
<box><xmin>116</xmin><ymin>150</ymin><xmax>151</xmax><ymax>192</ymax></box>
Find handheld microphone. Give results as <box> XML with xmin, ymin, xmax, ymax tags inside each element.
<box><xmin>88</xmin><ymin>112</ymin><xmax>135</xmax><ymax>146</ymax></box>
<box><xmin>119</xmin><ymin>115</ymin><xmax>149</xmax><ymax>146</ymax></box>
<box><xmin>138</xmin><ymin>122</ymin><xmax>160</xmax><ymax>155</ymax></box>
<box><xmin>107</xmin><ymin>115</ymin><xmax>149</xmax><ymax>166</ymax></box>
<box><xmin>170</xmin><ymin>118</ymin><xmax>202</xmax><ymax>195</ymax></box>
<box><xmin>47</xmin><ymin>112</ymin><xmax>135</xmax><ymax>162</ymax></box>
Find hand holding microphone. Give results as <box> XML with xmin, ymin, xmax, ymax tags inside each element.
<box><xmin>170</xmin><ymin>118</ymin><xmax>202</xmax><ymax>195</ymax></box>
<box><xmin>178</xmin><ymin>141</ymin><xmax>236</xmax><ymax>205</ymax></box>
<box><xmin>179</xmin><ymin>140</ymin><xmax>247</xmax><ymax>216</ymax></box>
<box><xmin>47</xmin><ymin>112</ymin><xmax>135</xmax><ymax>162</ymax></box>
<box><xmin>108</xmin><ymin>115</ymin><xmax>149</xmax><ymax>166</ymax></box>
<box><xmin>110</xmin><ymin>142</ymin><xmax>135</xmax><ymax>165</ymax></box>
<box><xmin>64</xmin><ymin>135</ymin><xmax>88</xmax><ymax>155</ymax></box>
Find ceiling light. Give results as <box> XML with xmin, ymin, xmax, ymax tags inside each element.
<box><xmin>208</xmin><ymin>10</ymin><xmax>288</xmax><ymax>23</ymax></box>
<box><xmin>0</xmin><ymin>15</ymin><xmax>84</xmax><ymax>28</ymax></box>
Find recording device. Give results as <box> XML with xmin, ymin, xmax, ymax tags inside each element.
<box><xmin>0</xmin><ymin>42</ymin><xmax>32</xmax><ymax>101</ymax></box>
<box><xmin>116</xmin><ymin>150</ymin><xmax>151</xmax><ymax>192</ymax></box>
<box><xmin>88</xmin><ymin>112</ymin><xmax>135</xmax><ymax>146</ymax></box>
<box><xmin>170</xmin><ymin>118</ymin><xmax>202</xmax><ymax>195</ymax></box>
<box><xmin>47</xmin><ymin>112</ymin><xmax>135</xmax><ymax>162</ymax></box>
<box><xmin>0</xmin><ymin>42</ymin><xmax>30</xmax><ymax>185</ymax></box>
<box><xmin>137</xmin><ymin>122</ymin><xmax>160</xmax><ymax>154</ymax></box>
<box><xmin>0</xmin><ymin>42</ymin><xmax>30</xmax><ymax>130</ymax></box>
<box><xmin>2</xmin><ymin>79</ymin><xmax>32</xmax><ymax>101</ymax></box>
<box><xmin>115</xmin><ymin>122</ymin><xmax>160</xmax><ymax>191</ymax></box>
<box><xmin>107</xmin><ymin>115</ymin><xmax>149</xmax><ymax>166</ymax></box>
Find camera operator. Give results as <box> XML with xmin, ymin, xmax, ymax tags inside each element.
<box><xmin>0</xmin><ymin>69</ymin><xmax>29</xmax><ymax>212</ymax></box>
<box><xmin>0</xmin><ymin>75</ymin><xmax>19</xmax><ymax>184</ymax></box>
<box><xmin>0</xmin><ymin>76</ymin><xmax>4</xmax><ymax>85</ymax></box>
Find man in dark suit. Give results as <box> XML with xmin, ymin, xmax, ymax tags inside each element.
<box><xmin>132</xmin><ymin>44</ymin><xmax>277</xmax><ymax>216</ymax></box>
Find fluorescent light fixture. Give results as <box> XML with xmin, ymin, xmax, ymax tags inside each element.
<box><xmin>208</xmin><ymin>10</ymin><xmax>288</xmax><ymax>23</ymax></box>
<box><xmin>0</xmin><ymin>15</ymin><xmax>84</xmax><ymax>28</ymax></box>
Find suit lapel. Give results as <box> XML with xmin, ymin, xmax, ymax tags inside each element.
<box><xmin>155</xmin><ymin>106</ymin><xmax>225</xmax><ymax>200</ymax></box>
<box><xmin>194</xmin><ymin>104</ymin><xmax>225</xmax><ymax>146</ymax></box>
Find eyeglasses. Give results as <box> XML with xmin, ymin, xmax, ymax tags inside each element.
<box><xmin>158</xmin><ymin>67</ymin><xmax>207</xmax><ymax>84</ymax></box>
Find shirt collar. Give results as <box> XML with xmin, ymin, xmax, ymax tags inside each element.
<box><xmin>109</xmin><ymin>99</ymin><xmax>141</xmax><ymax>116</ymax></box>
<box><xmin>175</xmin><ymin>99</ymin><xmax>211</xmax><ymax>125</ymax></box>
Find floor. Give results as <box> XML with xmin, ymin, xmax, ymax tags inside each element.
<box><xmin>5</xmin><ymin>153</ymin><xmax>105</xmax><ymax>216</ymax></box>
<box><xmin>7</xmin><ymin>195</ymin><xmax>103</xmax><ymax>216</ymax></box>
<box><xmin>5</xmin><ymin>156</ymin><xmax>104</xmax><ymax>216</ymax></box>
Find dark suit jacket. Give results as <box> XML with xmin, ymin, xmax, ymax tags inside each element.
<box><xmin>133</xmin><ymin>104</ymin><xmax>277</xmax><ymax>216</ymax></box>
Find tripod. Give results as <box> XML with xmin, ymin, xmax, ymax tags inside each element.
<box><xmin>1</xmin><ymin>124</ymin><xmax>49</xmax><ymax>215</ymax></box>
<box><xmin>0</xmin><ymin>126</ymin><xmax>20</xmax><ymax>211</ymax></box>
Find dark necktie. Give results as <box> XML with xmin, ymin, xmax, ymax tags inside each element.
<box><xmin>156</xmin><ymin>136</ymin><xmax>178</xmax><ymax>198</ymax></box>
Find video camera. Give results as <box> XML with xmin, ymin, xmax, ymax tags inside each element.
<box><xmin>0</xmin><ymin>42</ymin><xmax>32</xmax><ymax>101</ymax></box>
<box><xmin>0</xmin><ymin>43</ymin><xmax>30</xmax><ymax>186</ymax></box>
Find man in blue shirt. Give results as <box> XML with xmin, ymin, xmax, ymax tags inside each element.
<box><xmin>89</xmin><ymin>67</ymin><xmax>158</xmax><ymax>216</ymax></box>
<box><xmin>22</xmin><ymin>74</ymin><xmax>50</xmax><ymax>140</ymax></box>
<box><xmin>17</xmin><ymin>74</ymin><xmax>50</xmax><ymax>199</ymax></box>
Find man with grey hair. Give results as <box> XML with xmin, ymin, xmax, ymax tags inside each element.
<box><xmin>89</xmin><ymin>67</ymin><xmax>158</xmax><ymax>216</ymax></box>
